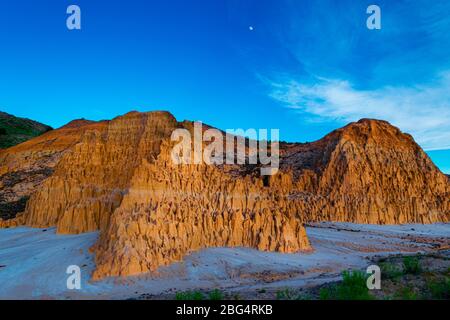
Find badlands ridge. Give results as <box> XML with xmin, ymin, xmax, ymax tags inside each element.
<box><xmin>0</xmin><ymin>111</ymin><xmax>448</xmax><ymax>280</ymax></box>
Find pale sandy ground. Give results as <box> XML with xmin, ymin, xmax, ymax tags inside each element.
<box><xmin>0</xmin><ymin>222</ymin><xmax>448</xmax><ymax>300</ymax></box>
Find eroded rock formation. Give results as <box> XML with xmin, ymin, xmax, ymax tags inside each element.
<box><xmin>0</xmin><ymin>111</ymin><xmax>449</xmax><ymax>279</ymax></box>
<box><xmin>0</xmin><ymin>119</ymin><xmax>106</xmax><ymax>221</ymax></box>
<box><xmin>21</xmin><ymin>111</ymin><xmax>178</xmax><ymax>234</ymax></box>
<box><xmin>277</xmin><ymin>119</ymin><xmax>450</xmax><ymax>224</ymax></box>
<box><xmin>92</xmin><ymin>140</ymin><xmax>311</xmax><ymax>279</ymax></box>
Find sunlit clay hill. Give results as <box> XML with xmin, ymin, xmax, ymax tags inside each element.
<box><xmin>0</xmin><ymin>111</ymin><xmax>449</xmax><ymax>280</ymax></box>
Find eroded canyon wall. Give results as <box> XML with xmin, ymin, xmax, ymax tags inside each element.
<box><xmin>92</xmin><ymin>141</ymin><xmax>311</xmax><ymax>279</ymax></box>
<box><xmin>278</xmin><ymin>119</ymin><xmax>450</xmax><ymax>224</ymax></box>
<box><xmin>0</xmin><ymin>111</ymin><xmax>449</xmax><ymax>279</ymax></box>
<box><xmin>0</xmin><ymin>119</ymin><xmax>106</xmax><ymax>222</ymax></box>
<box><xmin>19</xmin><ymin>111</ymin><xmax>178</xmax><ymax>233</ymax></box>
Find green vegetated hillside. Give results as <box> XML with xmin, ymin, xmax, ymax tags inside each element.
<box><xmin>0</xmin><ymin>111</ymin><xmax>52</xmax><ymax>149</ymax></box>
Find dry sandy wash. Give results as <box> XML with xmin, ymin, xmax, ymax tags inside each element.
<box><xmin>0</xmin><ymin>111</ymin><xmax>449</xmax><ymax>280</ymax></box>
<box><xmin>0</xmin><ymin>223</ymin><xmax>448</xmax><ymax>299</ymax></box>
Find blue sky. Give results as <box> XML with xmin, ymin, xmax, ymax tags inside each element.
<box><xmin>0</xmin><ymin>0</ymin><xmax>449</xmax><ymax>173</ymax></box>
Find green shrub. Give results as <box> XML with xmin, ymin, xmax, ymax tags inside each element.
<box><xmin>175</xmin><ymin>290</ymin><xmax>204</xmax><ymax>300</ymax></box>
<box><xmin>208</xmin><ymin>289</ymin><xmax>224</xmax><ymax>300</ymax></box>
<box><xmin>319</xmin><ymin>270</ymin><xmax>374</xmax><ymax>300</ymax></box>
<box><xmin>319</xmin><ymin>287</ymin><xmax>334</xmax><ymax>300</ymax></box>
<box><xmin>403</xmin><ymin>256</ymin><xmax>422</xmax><ymax>275</ymax></box>
<box><xmin>428</xmin><ymin>277</ymin><xmax>450</xmax><ymax>300</ymax></box>
<box><xmin>395</xmin><ymin>286</ymin><xmax>418</xmax><ymax>300</ymax></box>
<box><xmin>295</xmin><ymin>293</ymin><xmax>314</xmax><ymax>300</ymax></box>
<box><xmin>276</xmin><ymin>288</ymin><xmax>296</xmax><ymax>300</ymax></box>
<box><xmin>380</xmin><ymin>262</ymin><xmax>403</xmax><ymax>281</ymax></box>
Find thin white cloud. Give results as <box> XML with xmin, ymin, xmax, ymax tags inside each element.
<box><xmin>269</xmin><ymin>72</ymin><xmax>450</xmax><ymax>151</ymax></box>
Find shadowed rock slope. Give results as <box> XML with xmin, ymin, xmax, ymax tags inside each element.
<box><xmin>0</xmin><ymin>111</ymin><xmax>448</xmax><ymax>279</ymax></box>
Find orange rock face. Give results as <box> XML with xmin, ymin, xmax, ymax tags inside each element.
<box><xmin>0</xmin><ymin>119</ymin><xmax>106</xmax><ymax>222</ymax></box>
<box><xmin>0</xmin><ymin>111</ymin><xmax>449</xmax><ymax>279</ymax></box>
<box><xmin>278</xmin><ymin>119</ymin><xmax>450</xmax><ymax>224</ymax></box>
<box><xmin>92</xmin><ymin>141</ymin><xmax>311</xmax><ymax>279</ymax></box>
<box><xmin>21</xmin><ymin>111</ymin><xmax>177</xmax><ymax>234</ymax></box>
